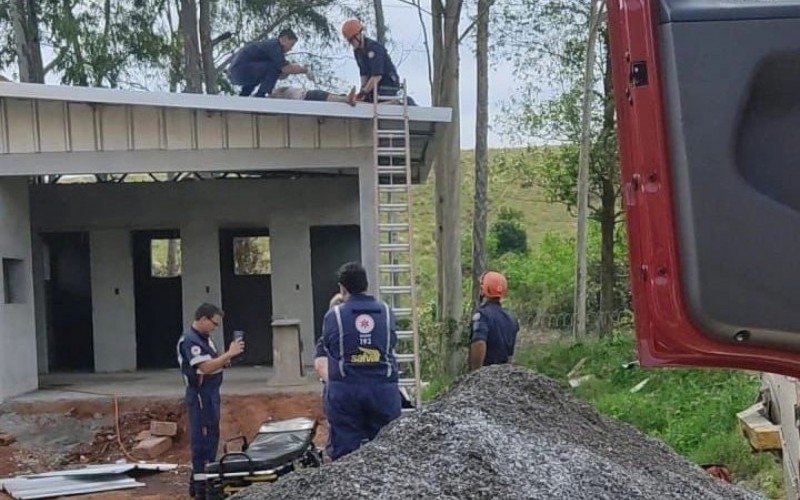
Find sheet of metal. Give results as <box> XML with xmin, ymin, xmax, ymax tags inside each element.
<box><xmin>2</xmin><ymin>475</ymin><xmax>144</xmax><ymax>499</ymax></box>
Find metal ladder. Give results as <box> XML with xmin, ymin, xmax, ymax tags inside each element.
<box><xmin>372</xmin><ymin>82</ymin><xmax>422</xmax><ymax>411</ymax></box>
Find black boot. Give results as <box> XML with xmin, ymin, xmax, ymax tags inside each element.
<box><xmin>192</xmin><ymin>480</ymin><xmax>207</xmax><ymax>500</ymax></box>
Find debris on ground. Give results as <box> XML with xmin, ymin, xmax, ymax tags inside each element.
<box><xmin>133</xmin><ymin>436</ymin><xmax>173</xmax><ymax>460</ymax></box>
<box><xmin>0</xmin><ymin>434</ymin><xmax>15</xmax><ymax>447</ymax></box>
<box><xmin>235</xmin><ymin>365</ymin><xmax>762</xmax><ymax>500</ymax></box>
<box><xmin>630</xmin><ymin>378</ymin><xmax>650</xmax><ymax>394</ymax></box>
<box><xmin>568</xmin><ymin>373</ymin><xmax>595</xmax><ymax>388</ymax></box>
<box><xmin>0</xmin><ymin>463</ymin><xmax>177</xmax><ymax>499</ymax></box>
<box><xmin>150</xmin><ymin>421</ymin><xmax>178</xmax><ymax>438</ymax></box>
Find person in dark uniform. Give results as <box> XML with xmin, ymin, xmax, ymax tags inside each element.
<box><xmin>469</xmin><ymin>271</ymin><xmax>520</xmax><ymax>371</ymax></box>
<box><xmin>228</xmin><ymin>28</ymin><xmax>312</xmax><ymax>97</ymax></box>
<box><xmin>322</xmin><ymin>262</ymin><xmax>401</xmax><ymax>460</ymax></box>
<box><xmin>176</xmin><ymin>303</ymin><xmax>244</xmax><ymax>498</ymax></box>
<box><xmin>340</xmin><ymin>18</ymin><xmax>415</xmax><ymax>105</ymax></box>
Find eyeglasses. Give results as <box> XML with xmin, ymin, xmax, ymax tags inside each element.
<box><xmin>207</xmin><ymin>317</ymin><xmax>220</xmax><ymax>327</ymax></box>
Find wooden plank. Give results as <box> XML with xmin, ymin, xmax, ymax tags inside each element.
<box><xmin>737</xmin><ymin>402</ymin><xmax>782</xmax><ymax>451</ymax></box>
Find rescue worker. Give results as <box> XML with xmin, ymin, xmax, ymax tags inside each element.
<box><xmin>177</xmin><ymin>303</ymin><xmax>244</xmax><ymax>498</ymax></box>
<box><xmin>228</xmin><ymin>28</ymin><xmax>312</xmax><ymax>97</ymax></box>
<box><xmin>469</xmin><ymin>271</ymin><xmax>520</xmax><ymax>371</ymax></box>
<box><xmin>340</xmin><ymin>18</ymin><xmax>415</xmax><ymax>105</ymax></box>
<box><xmin>314</xmin><ymin>293</ymin><xmax>345</xmax><ymax>383</ymax></box>
<box><xmin>322</xmin><ymin>262</ymin><xmax>401</xmax><ymax>460</ymax></box>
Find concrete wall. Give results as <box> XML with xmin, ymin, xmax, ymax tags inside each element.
<box><xmin>0</xmin><ymin>177</ymin><xmax>37</xmax><ymax>401</ymax></box>
<box><xmin>90</xmin><ymin>230</ymin><xmax>136</xmax><ymax>372</ymax></box>
<box><xmin>30</xmin><ymin>177</ymin><xmax>360</xmax><ymax>366</ymax></box>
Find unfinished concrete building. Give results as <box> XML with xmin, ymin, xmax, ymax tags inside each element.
<box><xmin>0</xmin><ymin>83</ymin><xmax>449</xmax><ymax>401</ymax></box>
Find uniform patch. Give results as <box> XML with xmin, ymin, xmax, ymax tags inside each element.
<box><xmin>368</xmin><ymin>51</ymin><xmax>375</xmax><ymax>59</ymax></box>
<box><xmin>472</xmin><ymin>312</ymin><xmax>481</xmax><ymax>321</ymax></box>
<box><xmin>190</xmin><ymin>345</ymin><xmax>202</xmax><ymax>356</ymax></box>
<box><xmin>355</xmin><ymin>314</ymin><xmax>375</xmax><ymax>334</ymax></box>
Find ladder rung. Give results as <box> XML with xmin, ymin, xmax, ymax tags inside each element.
<box><xmin>396</xmin><ymin>329</ymin><xmax>413</xmax><ymax>340</ymax></box>
<box><xmin>380</xmin><ymin>264</ymin><xmax>411</xmax><ymax>271</ymax></box>
<box><xmin>399</xmin><ymin>378</ymin><xmax>417</xmax><ymax>389</ymax></box>
<box><xmin>381</xmin><ymin>285</ymin><xmax>413</xmax><ymax>294</ymax></box>
<box><xmin>378</xmin><ymin>223</ymin><xmax>410</xmax><ymax>232</ymax></box>
<box><xmin>377</xmin><ymin>148</ymin><xmax>408</xmax><ymax>155</ymax></box>
<box><xmin>378</xmin><ymin>185</ymin><xmax>408</xmax><ymax>193</ymax></box>
<box><xmin>395</xmin><ymin>353</ymin><xmax>416</xmax><ymax>364</ymax></box>
<box><xmin>379</xmin><ymin>243</ymin><xmax>410</xmax><ymax>251</ymax></box>
<box><xmin>378</xmin><ymin>167</ymin><xmax>408</xmax><ymax>174</ymax></box>
<box><xmin>377</xmin><ymin>130</ymin><xmax>407</xmax><ymax>137</ymax></box>
<box><xmin>393</xmin><ymin>308</ymin><xmax>412</xmax><ymax>317</ymax></box>
<box><xmin>379</xmin><ymin>204</ymin><xmax>408</xmax><ymax>213</ymax></box>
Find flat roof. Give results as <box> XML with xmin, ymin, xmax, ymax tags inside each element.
<box><xmin>0</xmin><ymin>82</ymin><xmax>452</xmax><ymax>123</ymax></box>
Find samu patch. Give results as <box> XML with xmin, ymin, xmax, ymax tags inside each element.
<box><xmin>190</xmin><ymin>345</ymin><xmax>202</xmax><ymax>356</ymax></box>
<box><xmin>368</xmin><ymin>51</ymin><xmax>375</xmax><ymax>59</ymax></box>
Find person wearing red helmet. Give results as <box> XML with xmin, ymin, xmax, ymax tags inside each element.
<box><xmin>469</xmin><ymin>271</ymin><xmax>520</xmax><ymax>371</ymax></box>
<box><xmin>340</xmin><ymin>18</ymin><xmax>415</xmax><ymax>105</ymax></box>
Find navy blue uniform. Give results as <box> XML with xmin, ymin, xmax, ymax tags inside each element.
<box><xmin>354</xmin><ymin>37</ymin><xmax>415</xmax><ymax>105</ymax></box>
<box><xmin>322</xmin><ymin>293</ymin><xmax>400</xmax><ymax>459</ymax></box>
<box><xmin>471</xmin><ymin>300</ymin><xmax>519</xmax><ymax>366</ymax></box>
<box><xmin>229</xmin><ymin>38</ymin><xmax>287</xmax><ymax>97</ymax></box>
<box><xmin>177</xmin><ymin>328</ymin><xmax>223</xmax><ymax>485</ymax></box>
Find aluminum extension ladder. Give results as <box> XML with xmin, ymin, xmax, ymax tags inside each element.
<box><xmin>372</xmin><ymin>82</ymin><xmax>423</xmax><ymax>411</ymax></box>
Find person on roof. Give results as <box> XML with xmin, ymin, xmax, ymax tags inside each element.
<box><xmin>271</xmin><ymin>86</ymin><xmax>358</xmax><ymax>106</ymax></box>
<box><xmin>228</xmin><ymin>28</ymin><xmax>313</xmax><ymax>98</ymax></box>
<box><xmin>340</xmin><ymin>18</ymin><xmax>415</xmax><ymax>105</ymax></box>
<box><xmin>469</xmin><ymin>271</ymin><xmax>520</xmax><ymax>371</ymax></box>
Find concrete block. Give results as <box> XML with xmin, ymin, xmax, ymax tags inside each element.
<box><xmin>135</xmin><ymin>430</ymin><xmax>152</xmax><ymax>442</ymax></box>
<box><xmin>149</xmin><ymin>421</ymin><xmax>178</xmax><ymax>437</ymax></box>
<box><xmin>133</xmin><ymin>436</ymin><xmax>173</xmax><ymax>459</ymax></box>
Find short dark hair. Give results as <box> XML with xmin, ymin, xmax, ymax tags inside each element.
<box><xmin>338</xmin><ymin>262</ymin><xmax>368</xmax><ymax>295</ymax></box>
<box><xmin>195</xmin><ymin>303</ymin><xmax>223</xmax><ymax>321</ymax></box>
<box><xmin>278</xmin><ymin>28</ymin><xmax>298</xmax><ymax>41</ymax></box>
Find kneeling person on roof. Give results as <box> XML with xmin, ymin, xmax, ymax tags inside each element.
<box><xmin>469</xmin><ymin>271</ymin><xmax>520</xmax><ymax>371</ymax></box>
<box><xmin>228</xmin><ymin>28</ymin><xmax>312</xmax><ymax>97</ymax></box>
<box><xmin>322</xmin><ymin>262</ymin><xmax>401</xmax><ymax>460</ymax></box>
<box><xmin>341</xmin><ymin>18</ymin><xmax>415</xmax><ymax>105</ymax></box>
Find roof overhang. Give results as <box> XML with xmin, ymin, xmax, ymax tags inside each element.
<box><xmin>0</xmin><ymin>83</ymin><xmax>452</xmax><ymax>181</ymax></box>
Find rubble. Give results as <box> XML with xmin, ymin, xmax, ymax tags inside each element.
<box><xmin>0</xmin><ymin>433</ymin><xmax>15</xmax><ymax>447</ymax></box>
<box><xmin>235</xmin><ymin>365</ymin><xmax>762</xmax><ymax>500</ymax></box>
<box><xmin>133</xmin><ymin>437</ymin><xmax>173</xmax><ymax>460</ymax></box>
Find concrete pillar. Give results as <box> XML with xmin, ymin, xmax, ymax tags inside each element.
<box><xmin>31</xmin><ymin>233</ymin><xmax>48</xmax><ymax>374</ymax></box>
<box><xmin>90</xmin><ymin>229</ymin><xmax>136</xmax><ymax>372</ymax></box>
<box><xmin>358</xmin><ymin>165</ymin><xmax>379</xmax><ymax>294</ymax></box>
<box><xmin>181</xmin><ymin>223</ymin><xmax>223</xmax><ymax>349</ymax></box>
<box><xmin>0</xmin><ymin>177</ymin><xmax>37</xmax><ymax>401</ymax></box>
<box><xmin>269</xmin><ymin>319</ymin><xmax>305</xmax><ymax>385</ymax></box>
<box><xmin>270</xmin><ymin>218</ymin><xmax>315</xmax><ymax>363</ymax></box>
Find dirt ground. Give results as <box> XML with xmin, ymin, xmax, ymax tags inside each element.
<box><xmin>0</xmin><ymin>392</ymin><xmax>325</xmax><ymax>499</ymax></box>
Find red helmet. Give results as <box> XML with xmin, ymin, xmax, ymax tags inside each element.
<box><xmin>341</xmin><ymin>18</ymin><xmax>363</xmax><ymax>41</ymax></box>
<box><xmin>480</xmin><ymin>271</ymin><xmax>508</xmax><ymax>299</ymax></box>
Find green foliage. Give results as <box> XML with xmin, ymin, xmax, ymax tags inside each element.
<box><xmin>515</xmin><ymin>334</ymin><xmax>783</xmax><ymax>498</ymax></box>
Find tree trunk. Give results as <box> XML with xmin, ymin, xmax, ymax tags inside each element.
<box><xmin>11</xmin><ymin>0</ymin><xmax>44</xmax><ymax>83</ymax></box>
<box><xmin>432</xmin><ymin>0</ymin><xmax>445</xmax><ymax>316</ymax></box>
<box><xmin>373</xmin><ymin>0</ymin><xmax>387</xmax><ymax>45</ymax></box>
<box><xmin>471</xmin><ymin>0</ymin><xmax>490</xmax><ymax>311</ymax></box>
<box><xmin>179</xmin><ymin>0</ymin><xmax>203</xmax><ymax>93</ymax></box>
<box><xmin>63</xmin><ymin>0</ymin><xmax>88</xmax><ymax>86</ymax></box>
<box><xmin>199</xmin><ymin>0</ymin><xmax>217</xmax><ymax>94</ymax></box>
<box><xmin>598</xmin><ymin>28</ymin><xmax>617</xmax><ymax>337</ymax></box>
<box><xmin>432</xmin><ymin>0</ymin><xmax>464</xmax><ymax>375</ymax></box>
<box><xmin>572</xmin><ymin>0</ymin><xmax>602</xmax><ymax>340</ymax></box>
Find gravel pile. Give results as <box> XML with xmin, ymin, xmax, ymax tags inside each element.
<box><xmin>234</xmin><ymin>365</ymin><xmax>762</xmax><ymax>499</ymax></box>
